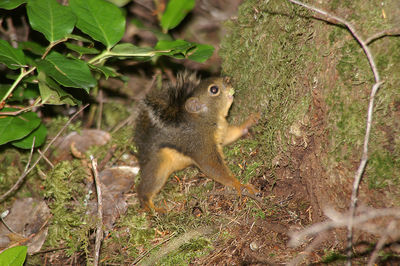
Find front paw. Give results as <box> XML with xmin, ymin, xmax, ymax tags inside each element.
<box><xmin>242</xmin><ymin>112</ymin><xmax>261</xmax><ymax>133</ymax></box>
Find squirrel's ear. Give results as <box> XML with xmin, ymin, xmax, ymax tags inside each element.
<box><xmin>185</xmin><ymin>97</ymin><xmax>206</xmax><ymax>113</ymax></box>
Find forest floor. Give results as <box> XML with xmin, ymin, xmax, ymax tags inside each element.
<box><xmin>1</xmin><ymin>0</ymin><xmax>399</xmax><ymax>265</ymax></box>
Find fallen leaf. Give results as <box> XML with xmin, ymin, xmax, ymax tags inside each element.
<box><xmin>87</xmin><ymin>166</ymin><xmax>139</xmax><ymax>229</ymax></box>
<box><xmin>0</xmin><ymin>198</ymin><xmax>51</xmax><ymax>254</ymax></box>
<box><xmin>50</xmin><ymin>129</ymin><xmax>111</xmax><ymax>163</ymax></box>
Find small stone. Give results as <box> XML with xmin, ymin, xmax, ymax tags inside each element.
<box><xmin>250</xmin><ymin>241</ymin><xmax>259</xmax><ymax>251</ymax></box>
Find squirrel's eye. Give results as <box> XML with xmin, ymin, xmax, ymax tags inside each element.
<box><xmin>209</xmin><ymin>85</ymin><xmax>219</xmax><ymax>95</ymax></box>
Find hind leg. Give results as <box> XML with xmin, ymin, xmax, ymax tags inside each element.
<box><xmin>137</xmin><ymin>148</ymin><xmax>193</xmax><ymax>212</ymax></box>
<box><xmin>192</xmin><ymin>147</ymin><xmax>258</xmax><ymax>197</ymax></box>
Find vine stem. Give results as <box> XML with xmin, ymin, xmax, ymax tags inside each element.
<box><xmin>1</xmin><ymin>37</ymin><xmax>68</xmax><ymax>107</ymax></box>
<box><xmin>286</xmin><ymin>0</ymin><xmax>382</xmax><ymax>264</ymax></box>
<box><xmin>0</xmin><ymin>67</ymin><xmax>36</xmax><ymax>104</ymax></box>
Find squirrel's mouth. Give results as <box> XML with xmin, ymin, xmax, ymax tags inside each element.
<box><xmin>228</xmin><ymin>87</ymin><xmax>235</xmax><ymax>101</ymax></box>
<box><xmin>228</xmin><ymin>88</ymin><xmax>235</xmax><ymax>100</ymax></box>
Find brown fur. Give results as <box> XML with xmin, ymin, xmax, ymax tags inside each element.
<box><xmin>134</xmin><ymin>72</ymin><xmax>260</xmax><ymax>212</ymax></box>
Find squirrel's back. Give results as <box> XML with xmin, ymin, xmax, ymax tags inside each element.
<box><xmin>134</xmin><ymin>71</ymin><xmax>201</xmax><ymax>162</ymax></box>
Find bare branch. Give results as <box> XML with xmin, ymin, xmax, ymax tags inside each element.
<box><xmin>6</xmin><ymin>18</ymin><xmax>17</xmax><ymax>48</ymax></box>
<box><xmin>286</xmin><ymin>0</ymin><xmax>380</xmax><ymax>82</ymax></box>
<box><xmin>90</xmin><ymin>155</ymin><xmax>103</xmax><ymax>266</ymax></box>
<box><xmin>288</xmin><ymin>233</ymin><xmax>327</xmax><ymax>266</ymax></box>
<box><xmin>24</xmin><ymin>136</ymin><xmax>36</xmax><ymax>173</ymax></box>
<box><xmin>37</xmin><ymin>149</ymin><xmax>54</xmax><ymax>169</ymax></box>
<box><xmin>0</xmin><ymin>104</ymin><xmax>89</xmax><ymax>202</ymax></box>
<box><xmin>346</xmin><ymin>81</ymin><xmax>383</xmax><ymax>260</ymax></box>
<box><xmin>96</xmin><ymin>89</ymin><xmax>104</xmax><ymax>130</ymax></box>
<box><xmin>365</xmin><ymin>28</ymin><xmax>400</xmax><ymax>45</ymax></box>
<box><xmin>289</xmin><ymin>207</ymin><xmax>400</xmax><ymax>247</ymax></box>
<box><xmin>0</xmin><ymin>99</ymin><xmax>43</xmax><ymax>116</ymax></box>
<box><xmin>368</xmin><ymin>221</ymin><xmax>397</xmax><ymax>266</ymax></box>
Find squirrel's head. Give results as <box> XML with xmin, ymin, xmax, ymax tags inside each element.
<box><xmin>184</xmin><ymin>77</ymin><xmax>234</xmax><ymax>118</ymax></box>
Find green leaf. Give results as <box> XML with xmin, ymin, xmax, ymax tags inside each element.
<box><xmin>65</xmin><ymin>43</ymin><xmax>100</xmax><ymax>55</ymax></box>
<box><xmin>66</xmin><ymin>34</ymin><xmax>95</xmax><ymax>44</ymax></box>
<box><xmin>9</xmin><ymin>83</ymin><xmax>40</xmax><ymax>101</ymax></box>
<box><xmin>187</xmin><ymin>44</ymin><xmax>214</xmax><ymax>63</ymax></box>
<box><xmin>0</xmin><ymin>108</ymin><xmax>41</xmax><ymax>145</ymax></box>
<box><xmin>161</xmin><ymin>0</ymin><xmax>195</xmax><ymax>32</ymax></box>
<box><xmin>37</xmin><ymin>72</ymin><xmax>79</xmax><ymax>105</ymax></box>
<box><xmin>89</xmin><ymin>64</ymin><xmax>118</xmax><ymax>79</ymax></box>
<box><xmin>0</xmin><ymin>246</ymin><xmax>27</xmax><ymax>266</ymax></box>
<box><xmin>0</xmin><ymin>0</ymin><xmax>27</xmax><ymax>10</ymax></box>
<box><xmin>19</xmin><ymin>41</ymin><xmax>46</xmax><ymax>55</ymax></box>
<box><xmin>69</xmin><ymin>0</ymin><xmax>125</xmax><ymax>49</ymax></box>
<box><xmin>110</xmin><ymin>43</ymin><xmax>159</xmax><ymax>57</ymax></box>
<box><xmin>27</xmin><ymin>0</ymin><xmax>76</xmax><ymax>43</ymax></box>
<box><xmin>155</xmin><ymin>39</ymin><xmax>194</xmax><ymax>58</ymax></box>
<box><xmin>36</xmin><ymin>52</ymin><xmax>96</xmax><ymax>92</ymax></box>
<box><xmin>155</xmin><ymin>39</ymin><xmax>193</xmax><ymax>51</ymax></box>
<box><xmin>0</xmin><ymin>39</ymin><xmax>26</xmax><ymax>69</ymax></box>
<box><xmin>12</xmin><ymin>122</ymin><xmax>47</xmax><ymax>148</ymax></box>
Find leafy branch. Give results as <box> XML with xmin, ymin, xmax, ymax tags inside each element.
<box><xmin>0</xmin><ymin>0</ymin><xmax>214</xmax><ymax>149</ymax></box>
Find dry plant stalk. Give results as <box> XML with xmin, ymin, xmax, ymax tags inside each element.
<box><xmin>90</xmin><ymin>155</ymin><xmax>103</xmax><ymax>266</ymax></box>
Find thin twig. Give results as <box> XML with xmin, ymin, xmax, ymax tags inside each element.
<box><xmin>1</xmin><ymin>99</ymin><xmax>43</xmax><ymax>116</ymax></box>
<box><xmin>286</xmin><ymin>1</ymin><xmax>383</xmax><ymax>264</ymax></box>
<box><xmin>289</xmin><ymin>207</ymin><xmax>400</xmax><ymax>247</ymax></box>
<box><xmin>0</xmin><ymin>104</ymin><xmax>89</xmax><ymax>202</ymax></box>
<box><xmin>97</xmin><ymin>144</ymin><xmax>117</xmax><ymax>171</ymax></box>
<box><xmin>41</xmin><ymin>37</ymin><xmax>68</xmax><ymax>60</ymax></box>
<box><xmin>367</xmin><ymin>220</ymin><xmax>397</xmax><ymax>266</ymax></box>
<box><xmin>288</xmin><ymin>233</ymin><xmax>326</xmax><ymax>266</ymax></box>
<box><xmin>96</xmin><ymin>89</ymin><xmax>103</xmax><ymax>130</ymax></box>
<box><xmin>365</xmin><ymin>28</ymin><xmax>400</xmax><ymax>45</ymax></box>
<box><xmin>110</xmin><ymin>113</ymin><xmax>136</xmax><ymax>134</ymax></box>
<box><xmin>286</xmin><ymin>0</ymin><xmax>380</xmax><ymax>82</ymax></box>
<box><xmin>37</xmin><ymin>149</ymin><xmax>54</xmax><ymax>168</ymax></box>
<box><xmin>90</xmin><ymin>155</ymin><xmax>103</xmax><ymax>266</ymax></box>
<box><xmin>6</xmin><ymin>17</ymin><xmax>17</xmax><ymax>48</ymax></box>
<box><xmin>346</xmin><ymin>81</ymin><xmax>382</xmax><ymax>261</ymax></box>
<box><xmin>0</xmin><ymin>210</ymin><xmax>18</xmax><ymax>234</ymax></box>
<box><xmin>24</xmin><ymin>136</ymin><xmax>36</xmax><ymax>173</ymax></box>
<box><xmin>0</xmin><ymin>68</ymin><xmax>36</xmax><ymax>105</ymax></box>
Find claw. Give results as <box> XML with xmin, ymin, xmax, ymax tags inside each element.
<box><xmin>242</xmin><ymin>112</ymin><xmax>261</xmax><ymax>134</ymax></box>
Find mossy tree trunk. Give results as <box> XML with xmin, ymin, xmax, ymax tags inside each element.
<box><xmin>220</xmin><ymin>0</ymin><xmax>400</xmax><ymax>241</ymax></box>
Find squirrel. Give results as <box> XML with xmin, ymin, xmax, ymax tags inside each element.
<box><xmin>134</xmin><ymin>71</ymin><xmax>260</xmax><ymax>212</ymax></box>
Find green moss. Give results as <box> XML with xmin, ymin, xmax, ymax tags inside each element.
<box><xmin>322</xmin><ymin>250</ymin><xmax>347</xmax><ymax>263</ymax></box>
<box><xmin>157</xmin><ymin>237</ymin><xmax>212</xmax><ymax>265</ymax></box>
<box><xmin>43</xmin><ymin>160</ymin><xmax>92</xmax><ymax>257</ymax></box>
<box><xmin>368</xmin><ymin>150</ymin><xmax>400</xmax><ymax>188</ymax></box>
<box><xmin>46</xmin><ymin>116</ymin><xmax>82</xmax><ymax>137</ymax></box>
<box><xmin>0</xmin><ymin>148</ymin><xmax>40</xmax><ymax>201</ymax></box>
<box><xmin>102</xmin><ymin>101</ymin><xmax>130</xmax><ymax>129</ymax></box>
<box><xmin>323</xmin><ymin>1</ymin><xmax>400</xmax><ymax>189</ymax></box>
<box><xmin>220</xmin><ymin>0</ymin><xmax>315</xmax><ymax>173</ymax></box>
